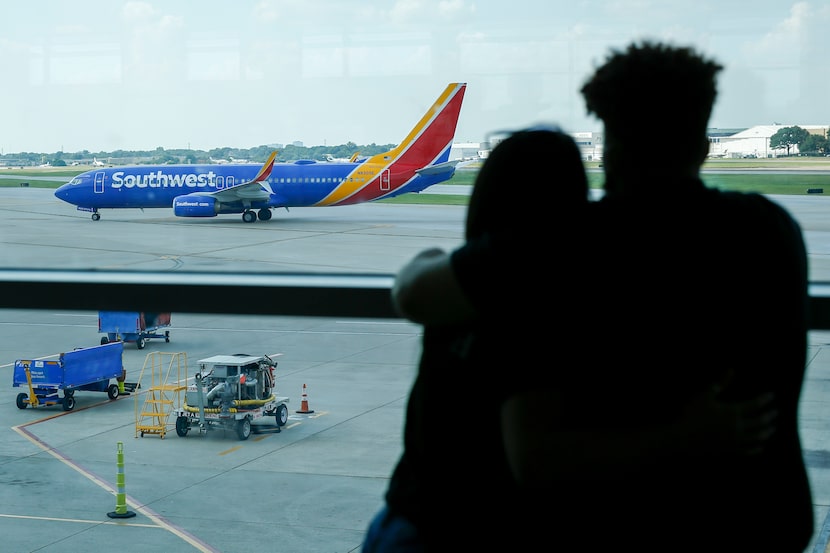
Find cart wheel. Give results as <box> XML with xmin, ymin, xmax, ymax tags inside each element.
<box><xmin>62</xmin><ymin>395</ymin><xmax>76</xmax><ymax>411</ymax></box>
<box><xmin>236</xmin><ymin>417</ymin><xmax>252</xmax><ymax>440</ymax></box>
<box><xmin>275</xmin><ymin>403</ymin><xmax>288</xmax><ymax>426</ymax></box>
<box><xmin>16</xmin><ymin>393</ymin><xmax>29</xmax><ymax>410</ymax></box>
<box><xmin>165</xmin><ymin>331</ymin><xmax>170</xmax><ymax>343</ymax></box>
<box><xmin>100</xmin><ymin>336</ymin><xmax>109</xmax><ymax>345</ymax></box>
<box><xmin>107</xmin><ymin>383</ymin><xmax>120</xmax><ymax>400</ymax></box>
<box><xmin>137</xmin><ymin>337</ymin><xmax>146</xmax><ymax>349</ymax></box>
<box><xmin>176</xmin><ymin>416</ymin><xmax>189</xmax><ymax>437</ymax></box>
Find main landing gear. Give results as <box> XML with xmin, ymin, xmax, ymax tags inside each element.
<box><xmin>241</xmin><ymin>209</ymin><xmax>272</xmax><ymax>223</ymax></box>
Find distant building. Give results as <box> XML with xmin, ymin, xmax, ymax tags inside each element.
<box><xmin>571</xmin><ymin>131</ymin><xmax>603</xmax><ymax>161</ymax></box>
<box><xmin>464</xmin><ymin>124</ymin><xmax>825</xmax><ymax>161</ymax></box>
<box><xmin>449</xmin><ymin>142</ymin><xmax>483</xmax><ymax>161</ymax></box>
<box><xmin>708</xmin><ymin>125</ymin><xmax>829</xmax><ymax>158</ymax></box>
<box><xmin>452</xmin><ymin>130</ymin><xmax>604</xmax><ymax>162</ymax></box>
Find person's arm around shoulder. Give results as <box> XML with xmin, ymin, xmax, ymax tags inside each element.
<box><xmin>391</xmin><ymin>248</ymin><xmax>477</xmax><ymax>325</ymax></box>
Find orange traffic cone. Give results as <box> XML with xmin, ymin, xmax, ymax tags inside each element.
<box><xmin>296</xmin><ymin>383</ymin><xmax>314</xmax><ymax>414</ymax></box>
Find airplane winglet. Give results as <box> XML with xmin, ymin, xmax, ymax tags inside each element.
<box><xmin>252</xmin><ymin>151</ymin><xmax>277</xmax><ymax>183</ymax></box>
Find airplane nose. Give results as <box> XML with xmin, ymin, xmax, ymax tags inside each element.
<box><xmin>54</xmin><ymin>183</ymin><xmax>71</xmax><ymax>202</ymax></box>
<box><xmin>55</xmin><ymin>179</ymin><xmax>82</xmax><ymax>205</ymax></box>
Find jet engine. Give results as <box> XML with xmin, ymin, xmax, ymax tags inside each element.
<box><xmin>173</xmin><ymin>194</ymin><xmax>219</xmax><ymax>217</ymax></box>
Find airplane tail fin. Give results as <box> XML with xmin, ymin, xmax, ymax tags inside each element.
<box><xmin>373</xmin><ymin>82</ymin><xmax>466</xmax><ymax>195</ymax></box>
<box><xmin>317</xmin><ymin>83</ymin><xmax>466</xmax><ymax>206</ymax></box>
<box><xmin>381</xmin><ymin>82</ymin><xmax>466</xmax><ymax>169</ymax></box>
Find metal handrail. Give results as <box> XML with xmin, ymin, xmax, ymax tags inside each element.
<box><xmin>3</xmin><ymin>269</ymin><xmax>830</xmax><ymax>329</ymax></box>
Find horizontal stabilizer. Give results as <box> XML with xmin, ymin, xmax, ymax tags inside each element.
<box><xmin>415</xmin><ymin>160</ymin><xmax>460</xmax><ymax>176</ymax></box>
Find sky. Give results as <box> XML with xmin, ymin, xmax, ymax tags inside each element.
<box><xmin>0</xmin><ymin>0</ymin><xmax>828</xmax><ymax>154</ymax></box>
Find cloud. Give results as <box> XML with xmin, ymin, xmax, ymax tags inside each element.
<box><xmin>120</xmin><ymin>3</ymin><xmax>185</xmax><ymax>84</ymax></box>
<box><xmin>721</xmin><ymin>1</ymin><xmax>830</xmax><ymax>125</ymax></box>
<box><xmin>387</xmin><ymin>0</ymin><xmax>474</xmax><ymax>24</ymax></box>
<box><xmin>121</xmin><ymin>1</ymin><xmax>158</xmax><ymax>23</ymax></box>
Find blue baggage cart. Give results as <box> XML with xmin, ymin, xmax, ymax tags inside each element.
<box><xmin>98</xmin><ymin>311</ymin><xmax>171</xmax><ymax>349</ymax></box>
<box><xmin>13</xmin><ymin>341</ymin><xmax>125</xmax><ymax>411</ymax></box>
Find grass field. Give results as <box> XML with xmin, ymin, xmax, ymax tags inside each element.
<box><xmin>3</xmin><ymin>158</ymin><xmax>830</xmax><ymax>206</ymax></box>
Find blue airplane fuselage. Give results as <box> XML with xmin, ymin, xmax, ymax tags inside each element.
<box><xmin>54</xmin><ymin>158</ymin><xmax>453</xmax><ymax>210</ymax></box>
<box><xmin>52</xmin><ymin>82</ymin><xmax>467</xmax><ymax>222</ymax></box>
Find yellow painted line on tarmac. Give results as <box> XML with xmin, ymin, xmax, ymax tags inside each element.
<box><xmin>10</xmin><ymin>418</ymin><xmax>221</xmax><ymax>552</ymax></box>
<box><xmin>222</xmin><ymin>420</ymin><xmax>304</xmax><ymax>446</ymax></box>
<box><xmin>219</xmin><ymin>445</ymin><xmax>243</xmax><ymax>455</ymax></box>
<box><xmin>7</xmin><ymin>374</ymin><xmax>313</xmax><ymax>550</ymax></box>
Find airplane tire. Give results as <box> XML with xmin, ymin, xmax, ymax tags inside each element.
<box><xmin>91</xmin><ymin>213</ymin><xmax>101</xmax><ymax>221</ymax></box>
<box><xmin>242</xmin><ymin>210</ymin><xmax>256</xmax><ymax>223</ymax></box>
<box><xmin>258</xmin><ymin>209</ymin><xmax>272</xmax><ymax>221</ymax></box>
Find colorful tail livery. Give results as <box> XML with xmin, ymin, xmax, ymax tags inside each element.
<box><xmin>54</xmin><ymin>83</ymin><xmax>467</xmax><ymax>223</ymax></box>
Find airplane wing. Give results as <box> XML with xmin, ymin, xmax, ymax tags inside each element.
<box><xmin>207</xmin><ymin>151</ymin><xmax>277</xmax><ymax>202</ymax></box>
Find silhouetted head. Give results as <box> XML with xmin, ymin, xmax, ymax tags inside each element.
<box><xmin>580</xmin><ymin>41</ymin><xmax>723</xmax><ymax>191</ymax></box>
<box><xmin>465</xmin><ymin>127</ymin><xmax>588</xmax><ymax>240</ymax></box>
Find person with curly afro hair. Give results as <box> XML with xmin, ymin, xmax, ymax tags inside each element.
<box><xmin>505</xmin><ymin>40</ymin><xmax>814</xmax><ymax>551</ymax></box>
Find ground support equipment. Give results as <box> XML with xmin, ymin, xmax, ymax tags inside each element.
<box><xmin>13</xmin><ymin>341</ymin><xmax>125</xmax><ymax>411</ymax></box>
<box><xmin>99</xmin><ymin>311</ymin><xmax>171</xmax><ymax>350</ymax></box>
<box><xmin>135</xmin><ymin>351</ymin><xmax>188</xmax><ymax>439</ymax></box>
<box><xmin>172</xmin><ymin>353</ymin><xmax>289</xmax><ymax>440</ymax></box>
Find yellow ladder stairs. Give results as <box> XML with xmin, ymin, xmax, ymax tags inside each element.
<box><xmin>134</xmin><ymin>351</ymin><xmax>188</xmax><ymax>439</ymax></box>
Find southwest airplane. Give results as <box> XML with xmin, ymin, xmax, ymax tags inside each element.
<box><xmin>54</xmin><ymin>82</ymin><xmax>467</xmax><ymax>223</ymax></box>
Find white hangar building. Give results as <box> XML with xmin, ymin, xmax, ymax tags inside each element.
<box><xmin>453</xmin><ymin>125</ymin><xmax>826</xmax><ymax>163</ymax></box>
<box><xmin>452</xmin><ymin>131</ymin><xmax>605</xmax><ymax>162</ymax></box>
<box><xmin>707</xmin><ymin>125</ymin><xmax>829</xmax><ymax>158</ymax></box>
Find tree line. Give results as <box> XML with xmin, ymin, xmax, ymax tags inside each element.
<box><xmin>0</xmin><ymin>141</ymin><xmax>396</xmax><ymax>167</ymax></box>
<box><xmin>4</xmin><ymin>126</ymin><xmax>826</xmax><ymax>167</ymax></box>
<box><xmin>770</xmin><ymin>126</ymin><xmax>829</xmax><ymax>156</ymax></box>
